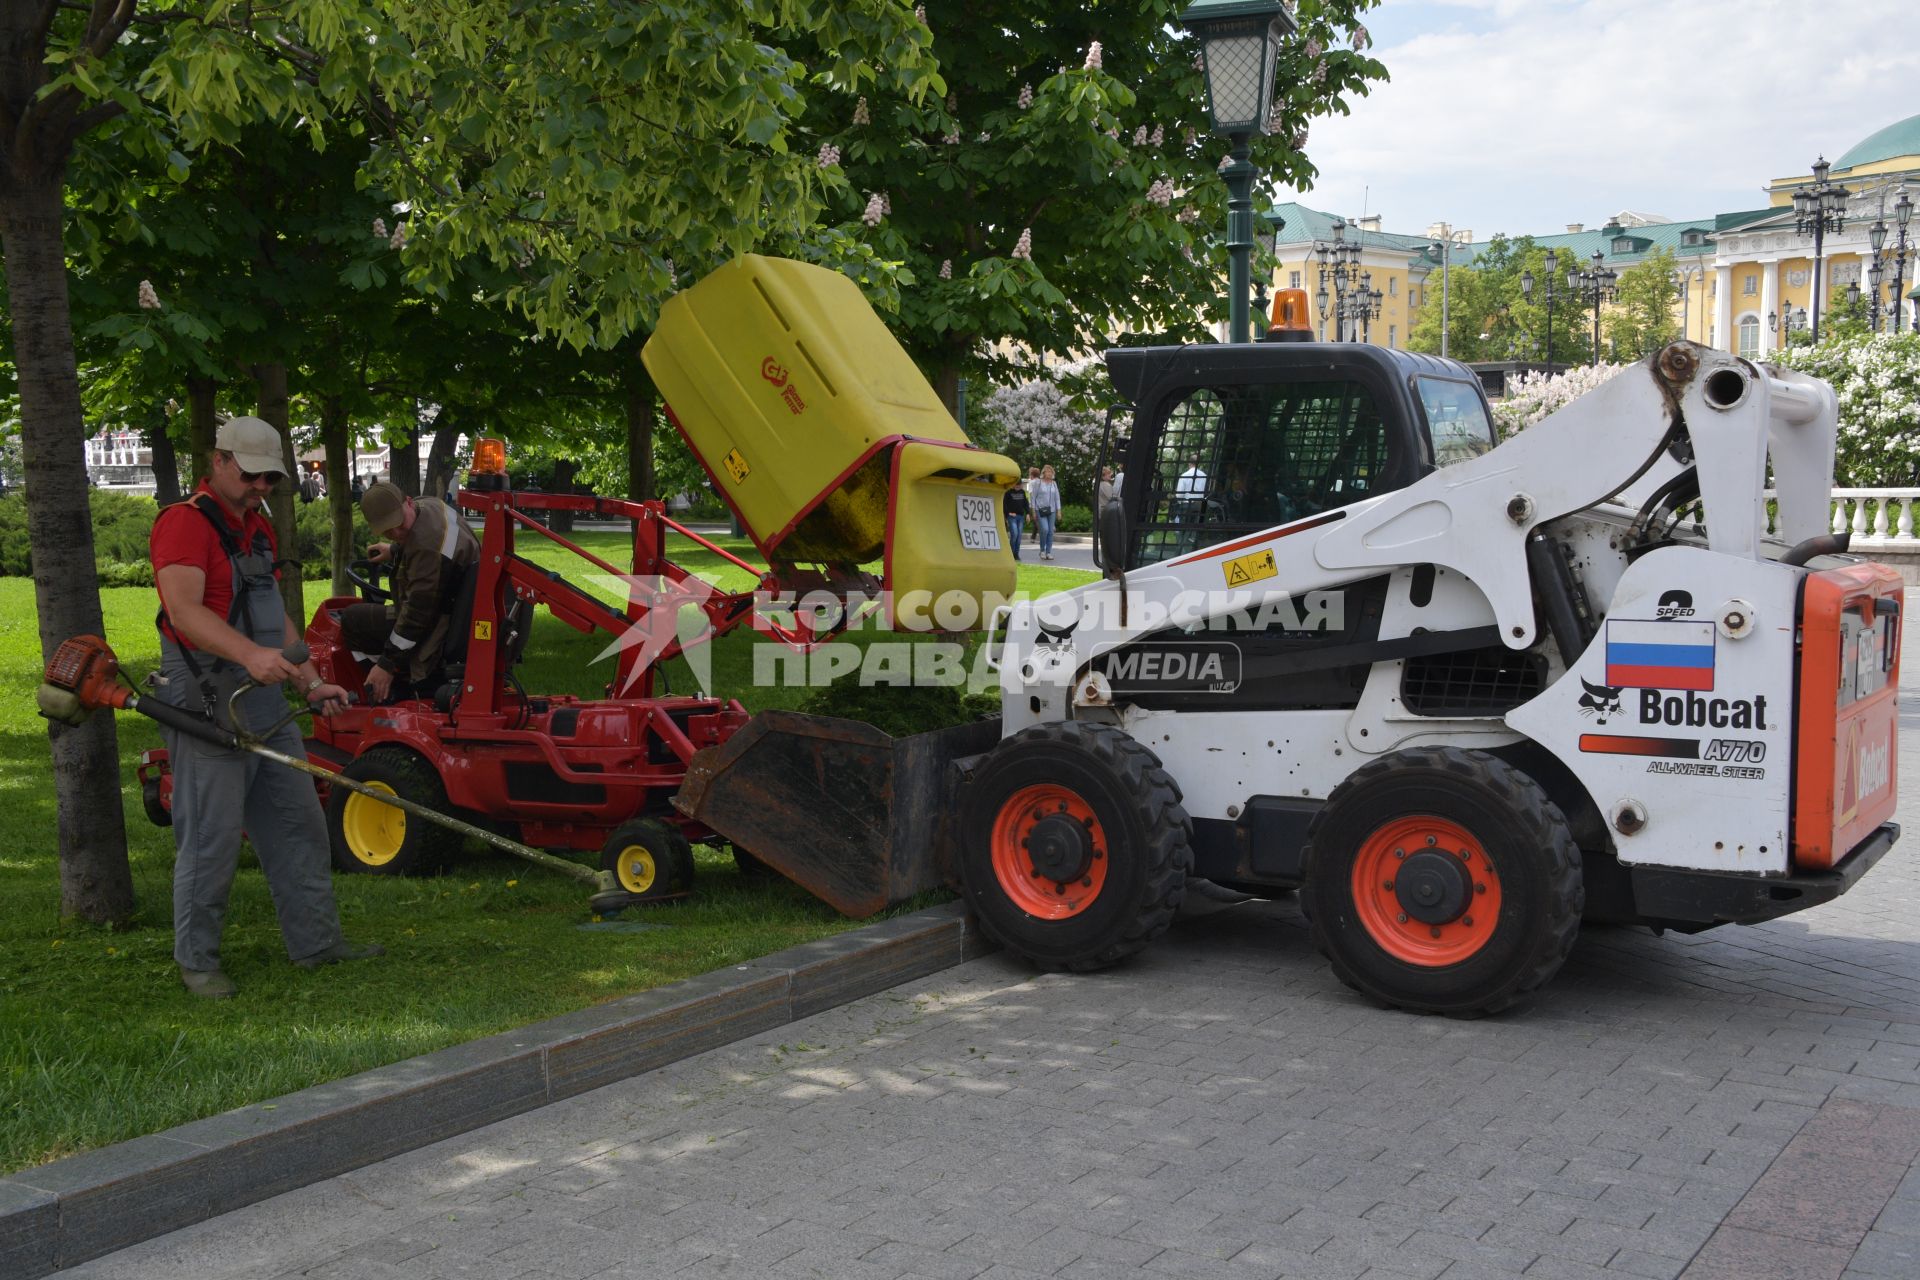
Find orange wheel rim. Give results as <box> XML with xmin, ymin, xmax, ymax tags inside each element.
<box><xmin>1351</xmin><ymin>815</ymin><xmax>1502</xmax><ymax>966</ymax></box>
<box><xmin>989</xmin><ymin>783</ymin><xmax>1109</xmax><ymax>919</ymax></box>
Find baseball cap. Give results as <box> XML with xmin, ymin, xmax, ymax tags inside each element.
<box><xmin>214</xmin><ymin>416</ymin><xmax>286</xmax><ymax>477</ymax></box>
<box><xmin>360</xmin><ymin>481</ymin><xmax>409</xmax><ymax>534</ymax></box>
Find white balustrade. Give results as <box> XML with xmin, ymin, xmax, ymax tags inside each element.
<box><xmin>1764</xmin><ymin>489</ymin><xmax>1920</xmax><ymax>547</ymax></box>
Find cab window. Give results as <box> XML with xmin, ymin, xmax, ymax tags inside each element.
<box><xmin>1134</xmin><ymin>379</ymin><xmax>1392</xmax><ymax>566</ymax></box>
<box><xmin>1416</xmin><ymin>376</ymin><xmax>1496</xmax><ymax>465</ymax></box>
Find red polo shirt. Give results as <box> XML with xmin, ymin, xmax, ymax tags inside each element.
<box><xmin>150</xmin><ymin>482</ymin><xmax>279</xmax><ymax>649</ymax></box>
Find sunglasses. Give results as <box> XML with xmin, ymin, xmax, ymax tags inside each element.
<box><xmin>222</xmin><ymin>452</ymin><xmax>284</xmax><ymax>486</ymax></box>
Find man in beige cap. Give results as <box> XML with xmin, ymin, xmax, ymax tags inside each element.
<box><xmin>342</xmin><ymin>481</ymin><xmax>479</xmax><ymax>703</ymax></box>
<box><xmin>148</xmin><ymin>416</ymin><xmax>381</xmax><ymax>998</ymax></box>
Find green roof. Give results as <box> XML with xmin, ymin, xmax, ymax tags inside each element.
<box><xmin>1267</xmin><ymin>202</ymin><xmax>1747</xmax><ymax>272</ymax></box>
<box><xmin>1449</xmin><ymin>216</ymin><xmax>1726</xmax><ymax>271</ymax></box>
<box><xmin>1266</xmin><ymin>203</ymin><xmax>1445</xmax><ymax>259</ymax></box>
<box><xmin>1834</xmin><ymin>113</ymin><xmax>1920</xmax><ymax>172</ymax></box>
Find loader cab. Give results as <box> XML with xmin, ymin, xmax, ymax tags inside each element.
<box><xmin>1103</xmin><ymin>344</ymin><xmax>1494</xmax><ymax>568</ymax></box>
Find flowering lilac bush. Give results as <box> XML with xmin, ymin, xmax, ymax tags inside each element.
<box><xmin>1491</xmin><ymin>363</ymin><xmax>1627</xmax><ymax>438</ymax></box>
<box><xmin>1774</xmin><ymin>331</ymin><xmax>1920</xmax><ymax>485</ymax></box>
<box><xmin>976</xmin><ymin>360</ymin><xmax>1106</xmax><ymax>502</ymax></box>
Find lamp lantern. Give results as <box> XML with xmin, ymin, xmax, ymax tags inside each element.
<box><xmin>1179</xmin><ymin>0</ymin><xmax>1299</xmax><ymax>344</ymax></box>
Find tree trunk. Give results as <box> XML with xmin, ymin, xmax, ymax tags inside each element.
<box><xmin>0</xmin><ymin>177</ymin><xmax>135</xmax><ymax>924</ymax></box>
<box><xmin>933</xmin><ymin>362</ymin><xmax>961</xmax><ymax>418</ymax></box>
<box><xmin>623</xmin><ymin>356</ymin><xmax>656</xmax><ymax>502</ymax></box>
<box><xmin>386</xmin><ymin>405</ymin><xmax>421</xmax><ymax>495</ymax></box>
<box><xmin>421</xmin><ymin>408</ymin><xmax>462</xmax><ymax>503</ymax></box>
<box><xmin>147</xmin><ymin>416</ymin><xmax>181</xmax><ymax>505</ymax></box>
<box><xmin>549</xmin><ymin>456</ymin><xmax>579</xmax><ymax>534</ymax></box>
<box><xmin>186</xmin><ymin>377</ymin><xmax>218</xmax><ymax>482</ymax></box>
<box><xmin>252</xmin><ymin>361</ymin><xmax>303</xmax><ymax>624</ymax></box>
<box><xmin>318</xmin><ymin>395</ymin><xmax>354</xmax><ymax>595</ymax></box>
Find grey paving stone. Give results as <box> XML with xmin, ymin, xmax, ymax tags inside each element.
<box><xmin>1842</xmin><ymin>1229</ymin><xmax>1920</xmax><ymax>1277</ymax></box>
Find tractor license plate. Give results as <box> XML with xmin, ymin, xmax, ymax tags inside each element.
<box><xmin>956</xmin><ymin>493</ymin><xmax>1002</xmax><ymax>551</ymax></box>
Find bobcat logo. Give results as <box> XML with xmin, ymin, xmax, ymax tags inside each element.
<box><xmin>1578</xmin><ymin>677</ymin><xmax>1623</xmax><ymax>724</ymax></box>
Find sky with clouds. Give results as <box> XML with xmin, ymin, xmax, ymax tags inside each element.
<box><xmin>1275</xmin><ymin>0</ymin><xmax>1920</xmax><ymax>240</ymax></box>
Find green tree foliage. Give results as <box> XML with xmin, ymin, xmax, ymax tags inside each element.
<box><xmin>341</xmin><ymin>2</ymin><xmax>941</xmax><ymax>349</ymax></box>
<box><xmin>1</xmin><ymin>1</ymin><xmax>937</xmax><ymax>921</ymax></box>
<box><xmin>1408</xmin><ymin>236</ymin><xmax>1592</xmax><ymax>365</ymax></box>
<box><xmin>1607</xmin><ymin>247</ymin><xmax>1679</xmax><ymax>361</ymax></box>
<box><xmin>802</xmin><ymin>0</ymin><xmax>1388</xmax><ymax>402</ymax></box>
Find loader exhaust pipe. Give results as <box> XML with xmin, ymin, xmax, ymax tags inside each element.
<box><xmin>40</xmin><ymin>635</ymin><xmax>635</xmax><ymax>913</ymax></box>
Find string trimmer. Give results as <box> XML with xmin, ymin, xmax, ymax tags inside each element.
<box><xmin>38</xmin><ymin>633</ymin><xmax>636</xmax><ymax>914</ymax></box>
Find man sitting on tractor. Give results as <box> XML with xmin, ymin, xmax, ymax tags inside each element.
<box><xmin>343</xmin><ymin>481</ymin><xmax>480</xmax><ymax>704</ymax></box>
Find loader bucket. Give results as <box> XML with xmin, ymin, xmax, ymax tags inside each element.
<box><xmin>642</xmin><ymin>255</ymin><xmax>1017</xmax><ymax>627</ymax></box>
<box><xmin>673</xmin><ymin>709</ymin><xmax>1001</xmax><ymax>917</ymax></box>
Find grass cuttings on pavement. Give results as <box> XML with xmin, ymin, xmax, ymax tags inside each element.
<box><xmin>0</xmin><ymin>527</ymin><xmax>1095</xmax><ymax>1174</ymax></box>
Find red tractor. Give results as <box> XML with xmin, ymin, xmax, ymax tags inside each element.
<box><xmin>137</xmin><ymin>448</ymin><xmax>852</xmax><ymax>907</ymax></box>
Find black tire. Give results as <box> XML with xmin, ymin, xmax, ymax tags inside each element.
<box><xmin>599</xmin><ymin>819</ymin><xmax>695</xmax><ymax>901</ymax></box>
<box><xmin>1300</xmin><ymin>746</ymin><xmax>1583</xmax><ymax>1017</ymax></box>
<box><xmin>958</xmin><ymin>722</ymin><xmax>1192</xmax><ymax>971</ymax></box>
<box><xmin>326</xmin><ymin>747</ymin><xmax>462</xmax><ymax>875</ymax></box>
<box><xmin>731</xmin><ymin>846</ymin><xmax>778</xmax><ymax>881</ymax></box>
<box><xmin>141</xmin><ymin>773</ymin><xmax>172</xmax><ymax>828</ymax></box>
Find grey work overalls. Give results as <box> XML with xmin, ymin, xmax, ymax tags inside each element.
<box><xmin>157</xmin><ymin>498</ymin><xmax>343</xmax><ymax>971</ymax></box>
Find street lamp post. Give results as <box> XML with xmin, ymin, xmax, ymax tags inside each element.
<box><xmin>1428</xmin><ymin>229</ymin><xmax>1455</xmax><ymax>358</ymax></box>
<box><xmin>1345</xmin><ymin>273</ymin><xmax>1382</xmax><ymax>342</ymax></box>
<box><xmin>1866</xmin><ymin>215</ymin><xmax>1888</xmax><ymax>332</ymax></box>
<box><xmin>1180</xmin><ymin>0</ymin><xmax>1297</xmax><ymax>345</ymax></box>
<box><xmin>1792</xmin><ymin>155</ymin><xmax>1850</xmax><ymax>343</ymax></box>
<box><xmin>1770</xmin><ymin>306</ymin><xmax>1811</xmax><ymax>347</ymax></box>
<box><xmin>1672</xmin><ymin>264</ymin><xmax>1704</xmax><ymax>345</ymax></box>
<box><xmin>1887</xmin><ymin>186</ymin><xmax>1913</xmax><ymax>336</ymax></box>
<box><xmin>1520</xmin><ymin>247</ymin><xmax>1561</xmax><ymax>371</ymax></box>
<box><xmin>1313</xmin><ymin>219</ymin><xmax>1362</xmax><ymax>341</ymax></box>
<box><xmin>1567</xmin><ymin>250</ymin><xmax>1618</xmax><ymax>367</ymax></box>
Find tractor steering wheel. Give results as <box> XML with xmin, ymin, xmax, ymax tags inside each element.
<box><xmin>346</xmin><ymin>558</ymin><xmax>395</xmax><ymax>604</ymax></box>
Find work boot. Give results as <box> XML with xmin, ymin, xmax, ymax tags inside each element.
<box><xmin>180</xmin><ymin>967</ymin><xmax>237</xmax><ymax>1000</ymax></box>
<box><xmin>294</xmin><ymin>941</ymin><xmax>386</xmax><ymax>970</ymax></box>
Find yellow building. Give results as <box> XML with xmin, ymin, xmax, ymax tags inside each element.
<box><xmin>1265</xmin><ymin>111</ymin><xmax>1920</xmax><ymax>358</ymax></box>
<box><xmin>1264</xmin><ymin>205</ymin><xmax>1436</xmax><ymax>349</ymax></box>
<box><xmin>1714</xmin><ymin>114</ymin><xmax>1920</xmax><ymax>357</ymax></box>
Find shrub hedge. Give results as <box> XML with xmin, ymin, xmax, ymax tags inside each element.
<box><xmin>0</xmin><ymin>490</ymin><xmax>370</xmax><ymax>585</ymax></box>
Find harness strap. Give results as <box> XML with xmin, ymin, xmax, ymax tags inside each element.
<box><xmin>155</xmin><ymin>494</ymin><xmax>275</xmax><ymax>710</ymax></box>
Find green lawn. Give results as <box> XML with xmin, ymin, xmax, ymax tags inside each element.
<box><xmin>0</xmin><ymin>527</ymin><xmax>1095</xmax><ymax>1173</ymax></box>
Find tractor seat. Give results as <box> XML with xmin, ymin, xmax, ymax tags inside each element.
<box><xmin>425</xmin><ymin>560</ymin><xmax>535</xmax><ymax>709</ymax></box>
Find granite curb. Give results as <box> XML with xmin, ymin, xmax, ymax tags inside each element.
<box><xmin>0</xmin><ymin>900</ymin><xmax>995</xmax><ymax>1278</ymax></box>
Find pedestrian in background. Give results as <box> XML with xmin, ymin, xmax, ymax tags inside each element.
<box><xmin>1031</xmin><ymin>464</ymin><xmax>1061</xmax><ymax>561</ymax></box>
<box><xmin>1003</xmin><ymin>479</ymin><xmax>1030</xmax><ymax>561</ymax></box>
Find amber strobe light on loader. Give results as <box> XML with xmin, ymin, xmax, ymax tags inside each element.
<box><xmin>39</xmin><ymin>634</ymin><xmax>636</xmax><ymax>914</ymax></box>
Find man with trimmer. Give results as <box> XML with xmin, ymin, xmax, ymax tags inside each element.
<box><xmin>148</xmin><ymin>416</ymin><xmax>383</xmax><ymax>999</ymax></box>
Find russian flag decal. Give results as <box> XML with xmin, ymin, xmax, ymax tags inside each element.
<box><xmin>1605</xmin><ymin>619</ymin><xmax>1715</xmax><ymax>691</ymax></box>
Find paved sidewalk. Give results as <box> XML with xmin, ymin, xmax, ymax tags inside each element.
<box><xmin>58</xmin><ymin>640</ymin><xmax>1920</xmax><ymax>1280</ymax></box>
<box><xmin>67</xmin><ymin>855</ymin><xmax>1920</xmax><ymax>1279</ymax></box>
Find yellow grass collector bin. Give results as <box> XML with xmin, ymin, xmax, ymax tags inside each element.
<box><xmin>642</xmin><ymin>255</ymin><xmax>1017</xmax><ymax>626</ymax></box>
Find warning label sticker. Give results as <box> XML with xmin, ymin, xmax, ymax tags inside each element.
<box><xmin>1222</xmin><ymin>547</ymin><xmax>1277</xmax><ymax>588</ymax></box>
<box><xmin>723</xmin><ymin>449</ymin><xmax>751</xmax><ymax>483</ymax></box>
